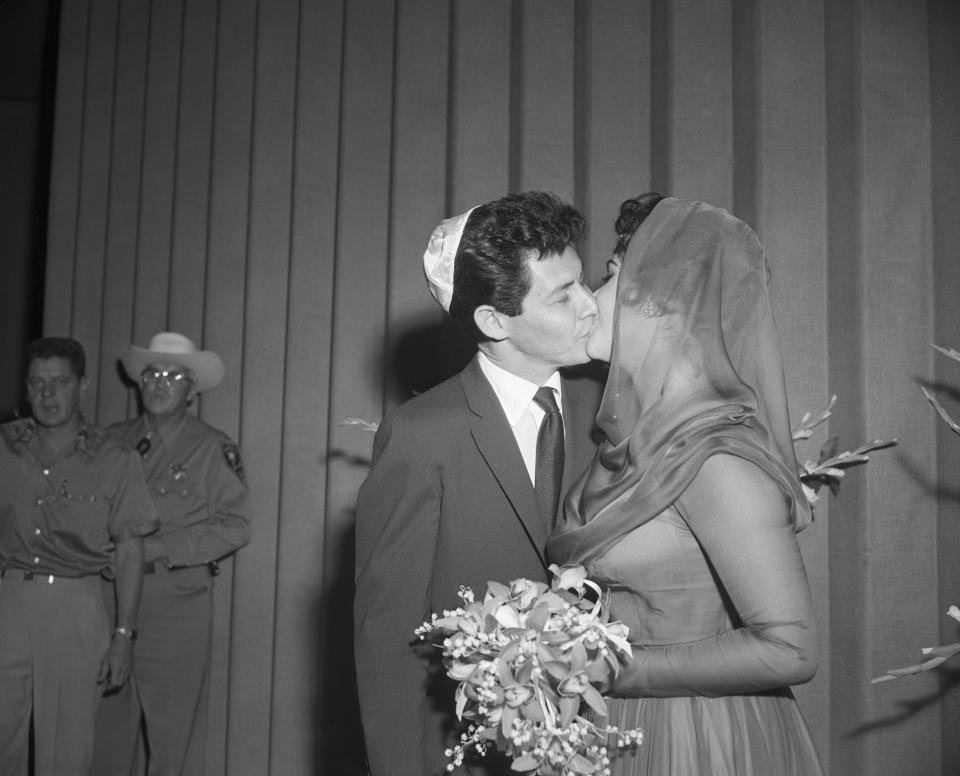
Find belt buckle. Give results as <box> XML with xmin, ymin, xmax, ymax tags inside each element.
<box><xmin>1</xmin><ymin>569</ymin><xmax>53</xmax><ymax>583</ymax></box>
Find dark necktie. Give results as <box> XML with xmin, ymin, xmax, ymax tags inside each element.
<box><xmin>533</xmin><ymin>386</ymin><xmax>564</xmax><ymax>528</ymax></box>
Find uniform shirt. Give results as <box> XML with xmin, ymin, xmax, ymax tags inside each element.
<box><xmin>0</xmin><ymin>418</ymin><xmax>158</xmax><ymax>577</ymax></box>
<box><xmin>477</xmin><ymin>351</ymin><xmax>564</xmax><ymax>485</ymax></box>
<box><xmin>109</xmin><ymin>413</ymin><xmax>250</xmax><ymax>568</ymax></box>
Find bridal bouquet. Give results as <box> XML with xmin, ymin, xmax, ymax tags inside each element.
<box><xmin>415</xmin><ymin>564</ymin><xmax>642</xmax><ymax>775</ymax></box>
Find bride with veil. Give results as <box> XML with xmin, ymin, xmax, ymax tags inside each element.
<box><xmin>548</xmin><ymin>196</ymin><xmax>825</xmax><ymax>775</ymax></box>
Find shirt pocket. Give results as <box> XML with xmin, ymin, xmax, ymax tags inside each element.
<box><xmin>152</xmin><ymin>475</ymin><xmax>199</xmax><ymax>500</ymax></box>
<box><xmin>52</xmin><ymin>485</ymin><xmax>112</xmax><ymax>550</ymax></box>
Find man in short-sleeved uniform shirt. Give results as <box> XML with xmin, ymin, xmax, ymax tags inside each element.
<box><xmin>92</xmin><ymin>332</ymin><xmax>250</xmax><ymax>776</ymax></box>
<box><xmin>0</xmin><ymin>337</ymin><xmax>157</xmax><ymax>776</ymax></box>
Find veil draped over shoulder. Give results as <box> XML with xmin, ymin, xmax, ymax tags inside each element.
<box><xmin>547</xmin><ymin>198</ymin><xmax>811</xmax><ymax>567</ymax></box>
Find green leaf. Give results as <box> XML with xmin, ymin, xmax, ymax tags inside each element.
<box><xmin>543</xmin><ymin>660</ymin><xmax>570</xmax><ymax>680</ymax></box>
<box><xmin>558</xmin><ymin>695</ymin><xmax>579</xmax><ymax>726</ymax></box>
<box><xmin>516</xmin><ymin>660</ymin><xmax>535</xmax><ymax>684</ymax></box>
<box><xmin>567</xmin><ymin>753</ymin><xmax>599</xmax><ymax>774</ymax></box>
<box><xmin>568</xmin><ymin>640</ymin><xmax>588</xmax><ymax>669</ymax></box>
<box><xmin>524</xmin><ymin>699</ymin><xmax>546</xmax><ymax>723</ymax></box>
<box><xmin>528</xmin><ymin>601</ymin><xmax>550</xmax><ymax>631</ymax></box>
<box><xmin>500</xmin><ymin>705</ymin><xmax>517</xmax><ymax>736</ymax></box>
<box><xmin>582</xmin><ymin>684</ymin><xmax>609</xmax><ymax>717</ymax></box>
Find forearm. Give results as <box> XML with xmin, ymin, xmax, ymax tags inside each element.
<box><xmin>114</xmin><ymin>535</ymin><xmax>144</xmax><ymax>630</ymax></box>
<box><xmin>614</xmin><ymin>621</ymin><xmax>817</xmax><ymax>698</ymax></box>
<box><xmin>150</xmin><ymin>510</ymin><xmax>250</xmax><ymax>567</ymax></box>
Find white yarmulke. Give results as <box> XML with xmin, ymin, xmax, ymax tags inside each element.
<box><xmin>422</xmin><ymin>207</ymin><xmax>476</xmax><ymax>311</ymax></box>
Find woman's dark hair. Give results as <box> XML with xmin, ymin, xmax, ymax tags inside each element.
<box><xmin>25</xmin><ymin>337</ymin><xmax>86</xmax><ymax>378</ymax></box>
<box><xmin>614</xmin><ymin>192</ymin><xmax>664</xmax><ymax>259</ymax></box>
<box><xmin>449</xmin><ymin>191</ymin><xmax>585</xmax><ymax>342</ymax></box>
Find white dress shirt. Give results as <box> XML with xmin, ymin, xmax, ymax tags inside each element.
<box><xmin>477</xmin><ymin>352</ymin><xmax>564</xmax><ymax>485</ymax></box>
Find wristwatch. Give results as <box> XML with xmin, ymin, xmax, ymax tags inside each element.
<box><xmin>113</xmin><ymin>626</ymin><xmax>138</xmax><ymax>640</ymax></box>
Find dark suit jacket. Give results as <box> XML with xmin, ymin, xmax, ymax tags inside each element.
<box><xmin>354</xmin><ymin>356</ymin><xmax>601</xmax><ymax>776</ymax></box>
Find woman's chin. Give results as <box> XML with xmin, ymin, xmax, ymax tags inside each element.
<box><xmin>585</xmin><ymin>337</ymin><xmax>611</xmax><ymax>363</ymax></box>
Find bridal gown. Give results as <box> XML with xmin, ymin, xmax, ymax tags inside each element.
<box><xmin>588</xmin><ymin>457</ymin><xmax>824</xmax><ymax>776</ymax></box>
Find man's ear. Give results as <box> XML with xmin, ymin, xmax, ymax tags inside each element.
<box><xmin>78</xmin><ymin>376</ymin><xmax>89</xmax><ymax>400</ymax></box>
<box><xmin>473</xmin><ymin>305</ymin><xmax>509</xmax><ymax>342</ymax></box>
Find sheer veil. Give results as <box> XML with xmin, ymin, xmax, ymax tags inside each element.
<box><xmin>547</xmin><ymin>198</ymin><xmax>811</xmax><ymax>566</ymax></box>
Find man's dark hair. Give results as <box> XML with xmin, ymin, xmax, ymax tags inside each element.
<box><xmin>448</xmin><ymin>191</ymin><xmax>585</xmax><ymax>341</ymax></box>
<box><xmin>25</xmin><ymin>337</ymin><xmax>86</xmax><ymax>378</ymax></box>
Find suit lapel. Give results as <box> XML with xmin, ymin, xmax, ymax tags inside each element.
<box><xmin>460</xmin><ymin>358</ymin><xmax>548</xmax><ymax>567</ymax></box>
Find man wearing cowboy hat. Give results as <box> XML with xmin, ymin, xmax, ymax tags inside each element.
<box><xmin>354</xmin><ymin>192</ymin><xmax>603</xmax><ymax>776</ymax></box>
<box><xmin>92</xmin><ymin>332</ymin><xmax>250</xmax><ymax>776</ymax></box>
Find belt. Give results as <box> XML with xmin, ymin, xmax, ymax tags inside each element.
<box><xmin>144</xmin><ymin>560</ymin><xmax>219</xmax><ymax>576</ymax></box>
<box><xmin>0</xmin><ymin>568</ymin><xmax>58</xmax><ymax>584</ymax></box>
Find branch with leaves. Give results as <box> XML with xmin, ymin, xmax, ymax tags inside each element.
<box><xmin>340</xmin><ymin>417</ymin><xmax>380</xmax><ymax>433</ymax></box>
<box><xmin>921</xmin><ymin>344</ymin><xmax>960</xmax><ymax>436</ymax></box>
<box><xmin>871</xmin><ymin>606</ymin><xmax>960</xmax><ymax>683</ymax></box>
<box><xmin>870</xmin><ymin>344</ymin><xmax>960</xmax><ymax>685</ymax></box>
<box><xmin>791</xmin><ymin>395</ymin><xmax>897</xmax><ymax>505</ymax></box>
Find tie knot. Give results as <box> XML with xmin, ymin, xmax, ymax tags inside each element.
<box><xmin>533</xmin><ymin>386</ymin><xmax>560</xmax><ymax>416</ymax></box>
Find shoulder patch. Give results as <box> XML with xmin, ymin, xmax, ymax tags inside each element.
<box><xmin>221</xmin><ymin>443</ymin><xmax>247</xmax><ymax>484</ymax></box>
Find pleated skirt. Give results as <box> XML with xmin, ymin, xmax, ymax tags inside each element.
<box><xmin>603</xmin><ymin>689</ymin><xmax>824</xmax><ymax>776</ymax></box>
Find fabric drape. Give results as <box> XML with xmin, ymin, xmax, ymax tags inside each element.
<box><xmin>549</xmin><ymin>199</ymin><xmax>810</xmax><ymax>566</ymax></box>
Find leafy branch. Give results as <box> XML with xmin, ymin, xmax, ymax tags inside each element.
<box><xmin>340</xmin><ymin>417</ymin><xmax>380</xmax><ymax>433</ymax></box>
<box><xmin>871</xmin><ymin>606</ymin><xmax>960</xmax><ymax>683</ymax></box>
<box><xmin>922</xmin><ymin>344</ymin><xmax>960</xmax><ymax>436</ymax></box>
<box><xmin>871</xmin><ymin>344</ymin><xmax>960</xmax><ymax>685</ymax></box>
<box><xmin>792</xmin><ymin>395</ymin><xmax>897</xmax><ymax>505</ymax></box>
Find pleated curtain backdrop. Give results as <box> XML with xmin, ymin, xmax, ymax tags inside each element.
<box><xmin>42</xmin><ymin>0</ymin><xmax>960</xmax><ymax>774</ymax></box>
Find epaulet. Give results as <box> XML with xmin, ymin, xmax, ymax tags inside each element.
<box><xmin>1</xmin><ymin>418</ymin><xmax>34</xmax><ymax>444</ymax></box>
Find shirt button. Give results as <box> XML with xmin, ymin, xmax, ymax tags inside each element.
<box><xmin>34</xmin><ymin>528</ymin><xmax>42</xmax><ymax>536</ymax></box>
<box><xmin>35</xmin><ymin>497</ymin><xmax>44</xmax><ymax>506</ymax></box>
<box><xmin>43</xmin><ymin>468</ymin><xmax>50</xmax><ymax>476</ymax></box>
<box><xmin>32</xmin><ymin>556</ymin><xmax>40</xmax><ymax>565</ymax></box>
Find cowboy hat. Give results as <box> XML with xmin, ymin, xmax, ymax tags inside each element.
<box><xmin>122</xmin><ymin>332</ymin><xmax>225</xmax><ymax>392</ymax></box>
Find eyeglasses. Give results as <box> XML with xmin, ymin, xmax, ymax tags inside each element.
<box><xmin>25</xmin><ymin>375</ymin><xmax>75</xmax><ymax>393</ymax></box>
<box><xmin>140</xmin><ymin>368</ymin><xmax>189</xmax><ymax>388</ymax></box>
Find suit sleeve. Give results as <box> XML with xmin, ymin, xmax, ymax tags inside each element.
<box><xmin>354</xmin><ymin>412</ymin><xmax>442</xmax><ymax>776</ymax></box>
<box><xmin>613</xmin><ymin>453</ymin><xmax>819</xmax><ymax>697</ymax></box>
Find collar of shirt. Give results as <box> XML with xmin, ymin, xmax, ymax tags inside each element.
<box><xmin>15</xmin><ymin>417</ymin><xmax>100</xmax><ymax>458</ymax></box>
<box><xmin>144</xmin><ymin>413</ymin><xmax>191</xmax><ymax>448</ymax></box>
<box><xmin>477</xmin><ymin>352</ymin><xmax>563</xmax><ymax>427</ymax></box>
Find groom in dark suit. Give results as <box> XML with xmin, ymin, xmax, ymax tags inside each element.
<box><xmin>354</xmin><ymin>191</ymin><xmax>602</xmax><ymax>776</ymax></box>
